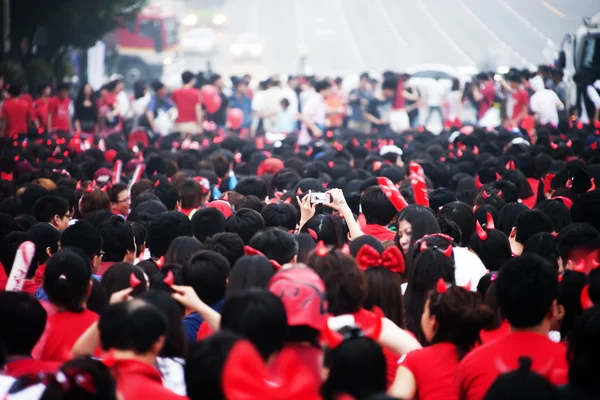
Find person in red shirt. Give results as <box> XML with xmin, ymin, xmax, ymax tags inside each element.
<box><xmin>0</xmin><ymin>83</ymin><xmax>32</xmax><ymax>138</ymax></box>
<box><xmin>33</xmin><ymin>249</ymin><xmax>99</xmax><ymax>363</ymax></box>
<box><xmin>360</xmin><ymin>186</ymin><xmax>399</xmax><ymax>242</ymax></box>
<box><xmin>47</xmin><ymin>83</ymin><xmax>72</xmax><ymax>134</ymax></box>
<box><xmin>456</xmin><ymin>254</ymin><xmax>568</xmax><ymax>400</ymax></box>
<box><xmin>98</xmin><ymin>299</ymin><xmax>187</xmax><ymax>400</ymax></box>
<box><xmin>33</xmin><ymin>84</ymin><xmax>51</xmax><ymax>129</ymax></box>
<box><xmin>503</xmin><ymin>72</ymin><xmax>530</xmax><ymax>128</ymax></box>
<box><xmin>0</xmin><ymin>292</ymin><xmax>61</xmax><ymax>377</ymax></box>
<box><xmin>172</xmin><ymin>70</ymin><xmax>203</xmax><ymax>138</ymax></box>
<box><xmin>389</xmin><ymin>283</ymin><xmax>493</xmax><ymax>400</ymax></box>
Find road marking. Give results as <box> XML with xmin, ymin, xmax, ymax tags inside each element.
<box><xmin>335</xmin><ymin>0</ymin><xmax>368</xmax><ymax>70</ymax></box>
<box><xmin>541</xmin><ymin>1</ymin><xmax>568</xmax><ymax>19</ymax></box>
<box><xmin>494</xmin><ymin>0</ymin><xmax>554</xmax><ymax>45</ymax></box>
<box><xmin>455</xmin><ymin>0</ymin><xmax>532</xmax><ymax>67</ymax></box>
<box><xmin>417</xmin><ymin>0</ymin><xmax>476</xmax><ymax>66</ymax></box>
<box><xmin>375</xmin><ymin>0</ymin><xmax>407</xmax><ymax>47</ymax></box>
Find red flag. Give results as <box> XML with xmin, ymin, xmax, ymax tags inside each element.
<box><xmin>409</xmin><ymin>162</ymin><xmax>429</xmax><ymax>207</ymax></box>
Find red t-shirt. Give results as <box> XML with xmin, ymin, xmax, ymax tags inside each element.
<box><xmin>1</xmin><ymin>97</ymin><xmax>30</xmax><ymax>137</ymax></box>
<box><xmin>172</xmin><ymin>87</ymin><xmax>202</xmax><ymax>123</ymax></box>
<box><xmin>33</xmin><ymin>98</ymin><xmax>50</xmax><ymax>127</ymax></box>
<box><xmin>362</xmin><ymin>224</ymin><xmax>397</xmax><ymax>243</ymax></box>
<box><xmin>196</xmin><ymin>321</ymin><xmax>213</xmax><ymax>341</ymax></box>
<box><xmin>97</xmin><ymin>261</ymin><xmax>116</xmax><ymax>276</ymax></box>
<box><xmin>5</xmin><ymin>358</ymin><xmax>61</xmax><ymax>378</ymax></box>
<box><xmin>479</xmin><ymin>320</ymin><xmax>511</xmax><ymax>345</ymax></box>
<box><xmin>33</xmin><ymin>309</ymin><xmax>98</xmax><ymax>362</ymax></box>
<box><xmin>456</xmin><ymin>331</ymin><xmax>568</xmax><ymax>400</ymax></box>
<box><xmin>353</xmin><ymin>308</ymin><xmax>399</xmax><ymax>387</ymax></box>
<box><xmin>478</xmin><ymin>82</ymin><xmax>496</xmax><ymax>119</ymax></box>
<box><xmin>113</xmin><ymin>359</ymin><xmax>187</xmax><ymax>400</ymax></box>
<box><xmin>510</xmin><ymin>89</ymin><xmax>529</xmax><ymax>121</ymax></box>
<box><xmin>400</xmin><ymin>342</ymin><xmax>460</xmax><ymax>400</ymax></box>
<box><xmin>48</xmin><ymin>96</ymin><xmax>71</xmax><ymax>132</ymax></box>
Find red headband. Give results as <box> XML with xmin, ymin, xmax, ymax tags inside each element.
<box><xmin>130</xmin><ymin>273</ymin><xmax>142</xmax><ymax>289</ymax></box>
<box><xmin>321</xmin><ymin>306</ymin><xmax>384</xmax><ymax>349</ymax></box>
<box><xmin>419</xmin><ymin>241</ymin><xmax>453</xmax><ymax>258</ymax></box>
<box><xmin>316</xmin><ymin>241</ymin><xmax>328</xmax><ymax>257</ymax></box>
<box><xmin>476</xmin><ymin>220</ymin><xmax>488</xmax><ymax>241</ymax></box>
<box><xmin>581</xmin><ymin>285</ymin><xmax>594</xmax><ymax>310</ymax></box>
<box><xmin>356</xmin><ymin>245</ymin><xmax>405</xmax><ymax>274</ymax></box>
<box><xmin>377</xmin><ymin>177</ymin><xmax>408</xmax><ymax>211</ymax></box>
<box><xmin>244</xmin><ymin>246</ymin><xmax>282</xmax><ymax>270</ymax></box>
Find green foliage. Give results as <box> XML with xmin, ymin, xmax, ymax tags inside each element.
<box><xmin>25</xmin><ymin>59</ymin><xmax>54</xmax><ymax>89</ymax></box>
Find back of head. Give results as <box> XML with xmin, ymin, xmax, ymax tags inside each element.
<box><xmin>27</xmin><ymin>222</ymin><xmax>61</xmax><ymax>267</ymax></box>
<box><xmin>523</xmin><ymin>232</ymin><xmax>559</xmax><ymax>271</ymax></box>
<box><xmin>191</xmin><ymin>207</ymin><xmax>226</xmax><ymax>241</ymax></box>
<box><xmin>535</xmin><ymin>199</ymin><xmax>572</xmax><ymax>233</ymax></box>
<box><xmin>200</xmin><ymin>232</ymin><xmax>245</xmax><ymax>268</ymax></box>
<box><xmin>249</xmin><ymin>227</ymin><xmax>298</xmax><ymax>265</ymax></box>
<box><xmin>79</xmin><ymin>188</ymin><xmax>111</xmax><ymax>217</ymax></box>
<box><xmin>99</xmin><ymin>300</ymin><xmax>167</xmax><ymax>355</ymax></box>
<box><xmin>185</xmin><ymin>331</ymin><xmax>242</xmax><ymax>400</ymax></box>
<box><xmin>496</xmin><ymin>254</ymin><xmax>558</xmax><ymax>329</ymax></box>
<box><xmin>556</xmin><ymin>223</ymin><xmax>600</xmax><ymax>263</ymax></box>
<box><xmin>227</xmin><ymin>256</ymin><xmax>276</xmax><ymax>299</ymax></box>
<box><xmin>235</xmin><ymin>177</ymin><xmax>267</xmax><ymax>200</ymax></box>
<box><xmin>165</xmin><ymin>236</ymin><xmax>203</xmax><ymax>265</ymax></box>
<box><xmin>514</xmin><ymin>209</ymin><xmax>553</xmax><ymax>245</ymax></box>
<box><xmin>497</xmin><ymin>202</ymin><xmax>528</xmax><ymax>236</ymax></box>
<box><xmin>469</xmin><ymin>228</ymin><xmax>512</xmax><ymax>271</ymax></box>
<box><xmin>32</xmin><ymin>195</ymin><xmax>69</xmax><ymax>224</ymax></box>
<box><xmin>138</xmin><ymin>290</ymin><xmax>186</xmax><ymax>358</ymax></box>
<box><xmin>98</xmin><ymin>215</ymin><xmax>135</xmax><ymax>262</ymax></box>
<box><xmin>148</xmin><ymin>211</ymin><xmax>192</xmax><ymax>258</ymax></box>
<box><xmin>567</xmin><ymin>306</ymin><xmax>600</xmax><ymax>391</ymax></box>
<box><xmin>439</xmin><ymin>202</ymin><xmax>475</xmax><ymax>247</ymax></box>
<box><xmin>0</xmin><ymin>291</ymin><xmax>47</xmax><ymax>356</ymax></box>
<box><xmin>220</xmin><ymin>288</ymin><xmax>288</xmax><ymax>360</ymax></box>
<box><xmin>40</xmin><ymin>357</ymin><xmax>117</xmax><ymax>400</ymax></box>
<box><xmin>482</xmin><ymin>357</ymin><xmax>563</xmax><ymax>400</ymax></box>
<box><xmin>101</xmin><ymin>263</ymin><xmax>147</xmax><ymax>299</ymax></box>
<box><xmin>360</xmin><ymin>187</ymin><xmax>397</xmax><ymax>226</ymax></box>
<box><xmin>183</xmin><ymin>250</ymin><xmax>230</xmax><ymax>305</ymax></box>
<box><xmin>61</xmin><ymin>221</ymin><xmax>104</xmax><ymax>261</ymax></box>
<box><xmin>21</xmin><ymin>184</ymin><xmax>50</xmax><ymax>214</ymax></box>
<box><xmin>225</xmin><ymin>209</ymin><xmax>266</xmax><ymax>245</ymax></box>
<box><xmin>153</xmin><ymin>182</ymin><xmax>180</xmax><ymax>211</ymax></box>
<box><xmin>261</xmin><ymin>203</ymin><xmax>298</xmax><ymax>231</ymax></box>
<box><xmin>44</xmin><ymin>249</ymin><xmax>92</xmax><ymax>311</ymax></box>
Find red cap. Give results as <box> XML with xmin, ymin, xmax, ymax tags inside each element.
<box><xmin>257</xmin><ymin>158</ymin><xmax>284</xmax><ymax>176</ymax></box>
<box><xmin>206</xmin><ymin>200</ymin><xmax>233</xmax><ymax>218</ymax></box>
<box><xmin>269</xmin><ymin>267</ymin><xmax>327</xmax><ymax>330</ymax></box>
<box><xmin>105</xmin><ymin>149</ymin><xmax>117</xmax><ymax>164</ymax></box>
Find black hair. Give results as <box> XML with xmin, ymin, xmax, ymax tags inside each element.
<box><xmin>497</xmin><ymin>202</ymin><xmax>528</xmax><ymax>236</ymax></box>
<box><xmin>300</xmin><ymin>214</ymin><xmax>340</xmax><ymax>247</ymax></box>
<box><xmin>567</xmin><ymin>306</ymin><xmax>600</xmax><ymax>393</ymax></box>
<box><xmin>227</xmin><ymin>256</ymin><xmax>277</xmax><ymax>299</ymax></box>
<box><xmin>249</xmin><ymin>227</ymin><xmax>298</xmax><ymax>265</ymax></box>
<box><xmin>107</xmin><ymin>182</ymin><xmax>128</xmax><ymax>203</ymax></box>
<box><xmin>523</xmin><ymin>232</ymin><xmax>559</xmax><ymax>271</ymax></box>
<box><xmin>0</xmin><ymin>232</ymin><xmax>36</xmax><ymax>277</ymax></box>
<box><xmin>31</xmin><ymin>195</ymin><xmax>69</xmax><ymax>223</ymax></box>
<box><xmin>182</xmin><ymin>70</ymin><xmax>195</xmax><ymax>84</ymax></box>
<box><xmin>137</xmin><ymin>290</ymin><xmax>186</xmax><ymax>358</ymax></box>
<box><xmin>361</xmin><ymin>187</ymin><xmax>397</xmax><ymax>226</ymax></box>
<box><xmin>556</xmin><ymin>223</ymin><xmax>600</xmax><ymax>262</ymax></box>
<box><xmin>295</xmin><ymin>233</ymin><xmax>317</xmax><ymax>263</ymax></box>
<box><xmin>261</xmin><ymin>203</ymin><xmax>298</xmax><ymax>231</ymax></box>
<box><xmin>61</xmin><ymin>221</ymin><xmax>104</xmax><ymax>261</ymax></box>
<box><xmin>514</xmin><ymin>209</ymin><xmax>553</xmax><ymax>245</ymax></box>
<box><xmin>469</xmin><ymin>229</ymin><xmax>512</xmax><ymax>271</ymax></box>
<box><xmin>220</xmin><ymin>288</ymin><xmax>288</xmax><ymax>360</ymax></box>
<box><xmin>153</xmin><ymin>182</ymin><xmax>180</xmax><ymax>211</ymax></box>
<box><xmin>234</xmin><ymin>177</ymin><xmax>268</xmax><ymax>200</ymax></box>
<box><xmin>396</xmin><ymin>205</ymin><xmax>441</xmax><ymax>254</ymax></box>
<box><xmin>535</xmin><ymin>199</ymin><xmax>572</xmax><ymax>233</ymax></box>
<box><xmin>180</xmin><ymin>178</ymin><xmax>205</xmax><ymax>209</ymax></box>
<box><xmin>101</xmin><ymin>262</ymin><xmax>147</xmax><ymax>299</ymax></box>
<box><xmin>27</xmin><ymin>222</ymin><xmax>61</xmax><ymax>268</ymax></box>
<box><xmin>21</xmin><ymin>184</ymin><xmax>50</xmax><ymax>214</ymax></box>
<box><xmin>40</xmin><ymin>357</ymin><xmax>117</xmax><ymax>400</ymax></box>
<box><xmin>44</xmin><ymin>249</ymin><xmax>92</xmax><ymax>312</ymax></box>
<box><xmin>322</xmin><ymin>335</ymin><xmax>387</xmax><ymax>400</ymax></box>
<box><xmin>225</xmin><ymin>208</ymin><xmax>266</xmax><ymax>245</ymax></box>
<box><xmin>482</xmin><ymin>357</ymin><xmax>563</xmax><ymax>400</ymax></box>
<box><xmin>364</xmin><ymin>266</ymin><xmax>405</xmax><ymax>328</ymax></box>
<box><xmin>185</xmin><ymin>331</ymin><xmax>242</xmax><ymax>400</ymax></box>
<box><xmin>133</xmin><ymin>80</ymin><xmax>147</xmax><ymax>99</ymax></box>
<box><xmin>439</xmin><ymin>202</ymin><xmax>475</xmax><ymax>247</ymax></box>
<box><xmin>87</xmin><ymin>277</ymin><xmax>109</xmax><ymax>315</ymax></box>
<box><xmin>128</xmin><ymin>221</ymin><xmax>147</xmax><ymax>258</ymax></box>
<box><xmin>236</xmin><ymin>195</ymin><xmax>263</xmax><ymax>213</ymax></box>
<box><xmin>0</xmin><ymin>291</ymin><xmax>47</xmax><ymax>355</ymax></box>
<box><xmin>191</xmin><ymin>207</ymin><xmax>227</xmax><ymax>241</ymax></box>
<box><xmin>496</xmin><ymin>254</ymin><xmax>558</xmax><ymax>329</ymax></box>
<box><xmin>97</xmin><ymin>216</ymin><xmax>135</xmax><ymax>262</ymax></box>
<box><xmin>315</xmin><ymin>80</ymin><xmax>332</xmax><ymax>93</ymax></box>
<box><xmin>165</xmin><ymin>236</ymin><xmax>203</xmax><ymax>265</ymax></box>
<box><xmin>183</xmin><ymin>250</ymin><xmax>230</xmax><ymax>306</ymax></box>
<box><xmin>405</xmin><ymin>236</ymin><xmax>455</xmax><ymax>343</ymax></box>
<box><xmin>557</xmin><ymin>270</ymin><xmax>587</xmax><ymax>340</ymax></box>
<box><xmin>147</xmin><ymin>211</ymin><xmax>193</xmax><ymax>258</ymax></box>
<box><xmin>99</xmin><ymin>300</ymin><xmax>167</xmax><ymax>354</ymax></box>
<box><xmin>200</xmin><ymin>232</ymin><xmax>245</xmax><ymax>269</ymax></box>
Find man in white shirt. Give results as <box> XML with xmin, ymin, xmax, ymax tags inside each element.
<box><xmin>530</xmin><ymin>79</ymin><xmax>564</xmax><ymax>126</ymax></box>
<box><xmin>262</xmin><ymin>79</ymin><xmax>284</xmax><ymax>133</ymax></box>
<box><xmin>280</xmin><ymin>76</ymin><xmax>299</xmax><ymax>117</ymax></box>
<box><xmin>298</xmin><ymin>80</ymin><xmax>331</xmax><ymax>145</ymax></box>
<box><xmin>425</xmin><ymin>77</ymin><xmax>445</xmax><ymax>125</ymax></box>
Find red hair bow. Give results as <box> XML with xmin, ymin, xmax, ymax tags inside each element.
<box><xmin>356</xmin><ymin>245</ymin><xmax>405</xmax><ymax>274</ymax></box>
<box><xmin>244</xmin><ymin>246</ymin><xmax>282</xmax><ymax>270</ymax></box>
<box><xmin>377</xmin><ymin>177</ymin><xmax>408</xmax><ymax>212</ymax></box>
<box><xmin>321</xmin><ymin>307</ymin><xmax>384</xmax><ymax>349</ymax></box>
<box><xmin>223</xmin><ymin>340</ymin><xmax>320</xmax><ymax>400</ymax></box>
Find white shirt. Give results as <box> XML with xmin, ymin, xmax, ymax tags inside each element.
<box><xmin>117</xmin><ymin>90</ymin><xmax>133</xmax><ymax>119</ymax></box>
<box><xmin>280</xmin><ymin>86</ymin><xmax>299</xmax><ymax>116</ymax></box>
<box><xmin>262</xmin><ymin>86</ymin><xmax>284</xmax><ymax>132</ymax></box>
<box><xmin>580</xmin><ymin>85</ymin><xmax>600</xmax><ymax>124</ymax></box>
<box><xmin>427</xmin><ymin>80</ymin><xmax>445</xmax><ymax>106</ymax></box>
<box><xmin>299</xmin><ymin>93</ymin><xmax>326</xmax><ymax>145</ymax></box>
<box><xmin>446</xmin><ymin>90</ymin><xmax>462</xmax><ymax>120</ymax></box>
<box><xmin>530</xmin><ymin>89</ymin><xmax>564</xmax><ymax>126</ymax></box>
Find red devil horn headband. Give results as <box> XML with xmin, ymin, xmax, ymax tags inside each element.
<box><xmin>130</xmin><ymin>273</ymin><xmax>142</xmax><ymax>289</ymax></box>
<box><xmin>486</xmin><ymin>213</ymin><xmax>495</xmax><ymax>230</ymax></box>
<box><xmin>476</xmin><ymin>220</ymin><xmax>488</xmax><ymax>240</ymax></box>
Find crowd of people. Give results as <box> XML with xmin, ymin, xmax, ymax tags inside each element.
<box><xmin>0</xmin><ymin>62</ymin><xmax>599</xmax><ymax>400</ymax></box>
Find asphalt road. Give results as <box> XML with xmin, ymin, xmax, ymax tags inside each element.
<box><xmin>181</xmin><ymin>0</ymin><xmax>598</xmax><ymax>79</ymax></box>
